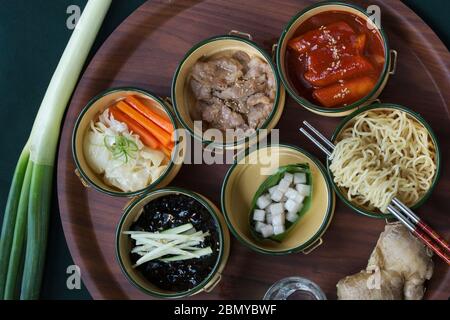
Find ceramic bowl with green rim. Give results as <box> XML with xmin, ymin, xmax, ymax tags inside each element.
<box><xmin>221</xmin><ymin>144</ymin><xmax>335</xmax><ymax>255</ymax></box>
<box><xmin>116</xmin><ymin>187</ymin><xmax>230</xmax><ymax>298</ymax></box>
<box><xmin>276</xmin><ymin>1</ymin><xmax>397</xmax><ymax>117</ymax></box>
<box><xmin>72</xmin><ymin>87</ymin><xmax>186</xmax><ymax>197</ymax></box>
<box><xmin>327</xmin><ymin>103</ymin><xmax>441</xmax><ymax>219</ymax></box>
<box><xmin>171</xmin><ymin>33</ymin><xmax>286</xmax><ymax>150</ymax></box>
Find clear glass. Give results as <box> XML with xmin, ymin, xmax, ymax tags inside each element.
<box><xmin>263</xmin><ymin>276</ymin><xmax>327</xmax><ymax>300</ymax></box>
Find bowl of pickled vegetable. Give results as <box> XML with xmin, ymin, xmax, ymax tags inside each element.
<box><xmin>72</xmin><ymin>87</ymin><xmax>185</xmax><ymax>197</ymax></box>
<box><xmin>276</xmin><ymin>2</ymin><xmax>397</xmax><ymax>117</ymax></box>
<box><xmin>116</xmin><ymin>187</ymin><xmax>230</xmax><ymax>298</ymax></box>
<box><xmin>221</xmin><ymin>144</ymin><xmax>335</xmax><ymax>255</ymax></box>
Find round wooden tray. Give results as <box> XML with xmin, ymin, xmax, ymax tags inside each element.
<box><xmin>57</xmin><ymin>0</ymin><xmax>450</xmax><ymax>299</ymax></box>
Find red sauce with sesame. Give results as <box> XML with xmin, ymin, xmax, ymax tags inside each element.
<box><xmin>286</xmin><ymin>11</ymin><xmax>385</xmax><ymax>108</ymax></box>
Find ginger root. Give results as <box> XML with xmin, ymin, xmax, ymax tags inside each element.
<box><xmin>337</xmin><ymin>223</ymin><xmax>434</xmax><ymax>300</ymax></box>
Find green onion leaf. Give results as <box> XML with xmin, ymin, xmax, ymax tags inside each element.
<box><xmin>4</xmin><ymin>161</ymin><xmax>33</xmax><ymax>299</ymax></box>
<box><xmin>0</xmin><ymin>0</ymin><xmax>112</xmax><ymax>300</ymax></box>
<box><xmin>0</xmin><ymin>143</ymin><xmax>29</xmax><ymax>298</ymax></box>
<box><xmin>104</xmin><ymin>135</ymin><xmax>138</xmax><ymax>163</ymax></box>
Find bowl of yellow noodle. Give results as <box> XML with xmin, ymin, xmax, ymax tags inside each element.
<box><xmin>327</xmin><ymin>103</ymin><xmax>440</xmax><ymax>218</ymax></box>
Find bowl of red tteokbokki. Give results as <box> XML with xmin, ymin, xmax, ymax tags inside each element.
<box><xmin>72</xmin><ymin>87</ymin><xmax>185</xmax><ymax>197</ymax></box>
<box><xmin>276</xmin><ymin>2</ymin><xmax>397</xmax><ymax>117</ymax></box>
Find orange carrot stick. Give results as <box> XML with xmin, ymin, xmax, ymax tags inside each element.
<box><xmin>109</xmin><ymin>107</ymin><xmax>160</xmax><ymax>150</ymax></box>
<box><xmin>125</xmin><ymin>96</ymin><xmax>174</xmax><ymax>134</ymax></box>
<box><xmin>116</xmin><ymin>100</ymin><xmax>172</xmax><ymax>147</ymax></box>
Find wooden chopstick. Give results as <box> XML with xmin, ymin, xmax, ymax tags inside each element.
<box><xmin>300</xmin><ymin>122</ymin><xmax>450</xmax><ymax>265</ymax></box>
<box><xmin>391</xmin><ymin>197</ymin><xmax>450</xmax><ymax>252</ymax></box>
<box><xmin>412</xmin><ymin>226</ymin><xmax>450</xmax><ymax>265</ymax></box>
<box><xmin>387</xmin><ymin>204</ymin><xmax>450</xmax><ymax>265</ymax></box>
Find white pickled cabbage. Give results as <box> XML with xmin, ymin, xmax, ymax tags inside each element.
<box><xmin>83</xmin><ymin>130</ymin><xmax>110</xmax><ymax>174</ymax></box>
<box><xmin>83</xmin><ymin>109</ymin><xmax>168</xmax><ymax>192</ymax></box>
<box><xmin>141</xmin><ymin>147</ymin><xmax>165</xmax><ymax>167</ymax></box>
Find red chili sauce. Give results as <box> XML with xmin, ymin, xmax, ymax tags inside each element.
<box><xmin>286</xmin><ymin>11</ymin><xmax>385</xmax><ymax>108</ymax></box>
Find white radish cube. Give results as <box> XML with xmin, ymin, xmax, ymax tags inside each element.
<box><xmin>272</xmin><ymin>213</ymin><xmax>285</xmax><ymax>226</ymax></box>
<box><xmin>260</xmin><ymin>224</ymin><xmax>274</xmax><ymax>238</ymax></box>
<box><xmin>266</xmin><ymin>213</ymin><xmax>273</xmax><ymax>224</ymax></box>
<box><xmin>283</xmin><ymin>172</ymin><xmax>293</xmax><ymax>184</ymax></box>
<box><xmin>285</xmin><ymin>199</ymin><xmax>300</xmax><ymax>213</ymax></box>
<box><xmin>255</xmin><ymin>222</ymin><xmax>266</xmax><ymax>233</ymax></box>
<box><xmin>253</xmin><ymin>209</ymin><xmax>266</xmax><ymax>222</ymax></box>
<box><xmin>294</xmin><ymin>172</ymin><xmax>307</xmax><ymax>184</ymax></box>
<box><xmin>285</xmin><ymin>188</ymin><xmax>298</xmax><ymax>199</ymax></box>
<box><xmin>277</xmin><ymin>179</ymin><xmax>290</xmax><ymax>193</ymax></box>
<box><xmin>257</xmin><ymin>194</ymin><xmax>272</xmax><ymax>209</ymax></box>
<box><xmin>269</xmin><ymin>203</ymin><xmax>284</xmax><ymax>216</ymax></box>
<box><xmin>286</xmin><ymin>211</ymin><xmax>299</xmax><ymax>223</ymax></box>
<box><xmin>296</xmin><ymin>184</ymin><xmax>311</xmax><ymax>196</ymax></box>
<box><xmin>293</xmin><ymin>194</ymin><xmax>305</xmax><ymax>204</ymax></box>
<box><xmin>273</xmin><ymin>224</ymin><xmax>285</xmax><ymax>235</ymax></box>
<box><xmin>268</xmin><ymin>186</ymin><xmax>278</xmax><ymax>195</ymax></box>
<box><xmin>270</xmin><ymin>189</ymin><xmax>283</xmax><ymax>202</ymax></box>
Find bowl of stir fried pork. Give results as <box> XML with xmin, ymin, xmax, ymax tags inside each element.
<box><xmin>172</xmin><ymin>34</ymin><xmax>285</xmax><ymax>149</ymax></box>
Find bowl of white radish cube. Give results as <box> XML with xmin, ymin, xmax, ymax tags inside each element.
<box><xmin>221</xmin><ymin>144</ymin><xmax>335</xmax><ymax>255</ymax></box>
<box><xmin>251</xmin><ymin>164</ymin><xmax>312</xmax><ymax>241</ymax></box>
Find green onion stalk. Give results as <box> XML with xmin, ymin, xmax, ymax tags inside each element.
<box><xmin>0</xmin><ymin>0</ymin><xmax>112</xmax><ymax>300</ymax></box>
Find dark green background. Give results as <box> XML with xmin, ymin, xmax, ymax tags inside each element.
<box><xmin>0</xmin><ymin>0</ymin><xmax>449</xmax><ymax>300</ymax></box>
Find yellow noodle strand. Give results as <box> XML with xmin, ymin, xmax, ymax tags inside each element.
<box><xmin>330</xmin><ymin>110</ymin><xmax>436</xmax><ymax>213</ymax></box>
